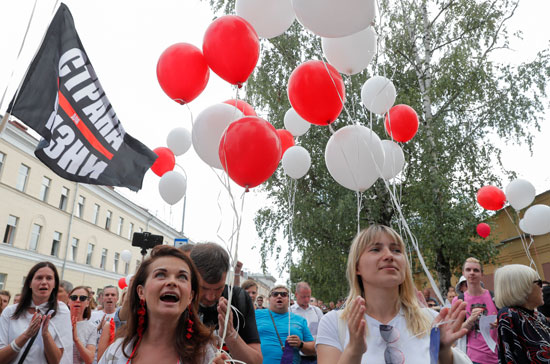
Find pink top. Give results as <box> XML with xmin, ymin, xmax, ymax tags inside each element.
<box><xmin>459</xmin><ymin>290</ymin><xmax>499</xmax><ymax>364</ymax></box>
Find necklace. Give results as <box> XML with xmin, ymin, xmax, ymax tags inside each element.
<box><xmin>515</xmin><ymin>307</ymin><xmax>550</xmax><ymax>345</ymax></box>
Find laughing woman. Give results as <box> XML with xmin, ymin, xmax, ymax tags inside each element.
<box><xmin>98</xmin><ymin>245</ymin><xmax>227</xmax><ymax>364</ymax></box>
<box><xmin>316</xmin><ymin>225</ymin><xmax>472</xmax><ymax>364</ymax></box>
<box><xmin>0</xmin><ymin>261</ymin><xmax>72</xmax><ymax>364</ymax></box>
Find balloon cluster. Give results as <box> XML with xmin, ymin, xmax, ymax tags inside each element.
<box><xmin>152</xmin><ymin>0</ymin><xmax>429</xmax><ymax>201</ymax></box>
<box><xmin>476</xmin><ymin>179</ymin><xmax>542</xmax><ymax>238</ymax></box>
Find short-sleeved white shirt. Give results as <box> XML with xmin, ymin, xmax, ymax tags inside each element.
<box><xmin>316</xmin><ymin>308</ymin><xmax>438</xmax><ymax>364</ymax></box>
<box><xmin>98</xmin><ymin>338</ymin><xmax>217</xmax><ymax>364</ymax></box>
<box><xmin>290</xmin><ymin>303</ymin><xmax>325</xmax><ymax>338</ymax></box>
<box><xmin>0</xmin><ymin>302</ymin><xmax>72</xmax><ymax>364</ymax></box>
<box><xmin>74</xmin><ymin>320</ymin><xmax>98</xmax><ymax>364</ymax></box>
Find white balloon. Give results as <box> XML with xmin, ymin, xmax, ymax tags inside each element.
<box><xmin>284</xmin><ymin>108</ymin><xmax>311</xmax><ymax>137</ymax></box>
<box><xmin>192</xmin><ymin>104</ymin><xmax>243</xmax><ymax>169</ymax></box>
<box><xmin>282</xmin><ymin>146</ymin><xmax>311</xmax><ymax>179</ymax></box>
<box><xmin>159</xmin><ymin>171</ymin><xmax>187</xmax><ymax>205</ymax></box>
<box><xmin>125</xmin><ymin>274</ymin><xmax>134</xmax><ymax>286</ymax></box>
<box><xmin>523</xmin><ymin>204</ymin><xmax>550</xmax><ymax>235</ymax></box>
<box><xmin>505</xmin><ymin>178</ymin><xmax>536</xmax><ymax>210</ymax></box>
<box><xmin>166</xmin><ymin>127</ymin><xmax>192</xmax><ymax>156</ymax></box>
<box><xmin>519</xmin><ymin>218</ymin><xmax>530</xmax><ymax>234</ymax></box>
<box><xmin>236</xmin><ymin>0</ymin><xmax>295</xmax><ymax>39</ymax></box>
<box><xmin>361</xmin><ymin>76</ymin><xmax>397</xmax><ymax>115</ymax></box>
<box><xmin>322</xmin><ymin>27</ymin><xmax>377</xmax><ymax>75</ymax></box>
<box><xmin>325</xmin><ymin>125</ymin><xmax>384</xmax><ymax>192</ymax></box>
<box><xmin>292</xmin><ymin>0</ymin><xmax>375</xmax><ymax>38</ymax></box>
<box><xmin>121</xmin><ymin>250</ymin><xmax>132</xmax><ymax>263</ymax></box>
<box><xmin>380</xmin><ymin>140</ymin><xmax>405</xmax><ymax>180</ymax></box>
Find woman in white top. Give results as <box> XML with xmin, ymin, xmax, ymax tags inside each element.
<box><xmin>68</xmin><ymin>286</ymin><xmax>97</xmax><ymax>364</ymax></box>
<box><xmin>98</xmin><ymin>245</ymin><xmax>227</xmax><ymax>364</ymax></box>
<box><xmin>0</xmin><ymin>261</ymin><xmax>72</xmax><ymax>364</ymax></box>
<box><xmin>316</xmin><ymin>225</ymin><xmax>472</xmax><ymax>364</ymax></box>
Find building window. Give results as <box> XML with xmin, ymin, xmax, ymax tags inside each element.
<box><xmin>51</xmin><ymin>231</ymin><xmax>62</xmax><ymax>257</ymax></box>
<box><xmin>3</xmin><ymin>215</ymin><xmax>18</xmax><ymax>245</ymax></box>
<box><xmin>93</xmin><ymin>204</ymin><xmax>100</xmax><ymax>224</ymax></box>
<box><xmin>113</xmin><ymin>252</ymin><xmax>120</xmax><ymax>273</ymax></box>
<box><xmin>86</xmin><ymin>243</ymin><xmax>94</xmax><ymax>265</ymax></box>
<box><xmin>117</xmin><ymin>217</ymin><xmax>124</xmax><ymax>235</ymax></box>
<box><xmin>128</xmin><ymin>223</ymin><xmax>134</xmax><ymax>240</ymax></box>
<box><xmin>124</xmin><ymin>261</ymin><xmax>130</xmax><ymax>275</ymax></box>
<box><xmin>70</xmin><ymin>238</ymin><xmax>79</xmax><ymax>261</ymax></box>
<box><xmin>59</xmin><ymin>187</ymin><xmax>69</xmax><ymax>210</ymax></box>
<box><xmin>76</xmin><ymin>196</ymin><xmax>85</xmax><ymax>218</ymax></box>
<box><xmin>139</xmin><ymin>227</ymin><xmax>143</xmax><ymax>233</ymax></box>
<box><xmin>105</xmin><ymin>210</ymin><xmax>112</xmax><ymax>230</ymax></box>
<box><xmin>0</xmin><ymin>152</ymin><xmax>5</xmax><ymax>176</ymax></box>
<box><xmin>0</xmin><ymin>273</ymin><xmax>6</xmax><ymax>290</ymax></box>
<box><xmin>16</xmin><ymin>164</ymin><xmax>30</xmax><ymax>192</ymax></box>
<box><xmin>29</xmin><ymin>223</ymin><xmax>42</xmax><ymax>250</ymax></box>
<box><xmin>39</xmin><ymin>177</ymin><xmax>51</xmax><ymax>202</ymax></box>
<box><xmin>100</xmin><ymin>248</ymin><xmax>108</xmax><ymax>269</ymax></box>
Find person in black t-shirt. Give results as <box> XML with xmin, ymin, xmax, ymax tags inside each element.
<box><xmin>190</xmin><ymin>243</ymin><xmax>262</xmax><ymax>364</ymax></box>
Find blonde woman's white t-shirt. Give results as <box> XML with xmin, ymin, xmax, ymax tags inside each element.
<box><xmin>316</xmin><ymin>308</ymin><xmax>438</xmax><ymax>364</ymax></box>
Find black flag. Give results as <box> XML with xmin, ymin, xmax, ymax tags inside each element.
<box><xmin>7</xmin><ymin>3</ymin><xmax>157</xmax><ymax>192</ymax></box>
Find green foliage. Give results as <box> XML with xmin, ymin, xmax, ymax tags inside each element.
<box><xmin>204</xmin><ymin>0</ymin><xmax>550</xmax><ymax>302</ymax></box>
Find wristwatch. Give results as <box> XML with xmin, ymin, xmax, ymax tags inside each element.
<box><xmin>299</xmin><ymin>341</ymin><xmax>304</xmax><ymax>349</ymax></box>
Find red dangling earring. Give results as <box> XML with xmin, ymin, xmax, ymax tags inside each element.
<box><xmin>127</xmin><ymin>299</ymin><xmax>146</xmax><ymax>364</ymax></box>
<box><xmin>186</xmin><ymin>305</ymin><xmax>194</xmax><ymax>339</ymax></box>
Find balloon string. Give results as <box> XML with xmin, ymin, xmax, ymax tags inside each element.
<box><xmin>286</xmin><ymin>177</ymin><xmax>297</xmax><ymax>335</ymax></box>
<box><xmin>356</xmin><ymin>191</ymin><xmax>363</xmax><ymax>234</ymax></box>
<box><xmin>504</xmin><ymin>208</ymin><xmax>537</xmax><ymax>272</ymax></box>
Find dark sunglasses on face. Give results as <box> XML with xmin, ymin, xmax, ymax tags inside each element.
<box><xmin>271</xmin><ymin>291</ymin><xmax>288</xmax><ymax>298</ymax></box>
<box><xmin>69</xmin><ymin>295</ymin><xmax>89</xmax><ymax>302</ymax></box>
<box><xmin>534</xmin><ymin>279</ymin><xmax>543</xmax><ymax>288</ymax></box>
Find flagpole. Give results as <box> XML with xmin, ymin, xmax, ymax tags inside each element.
<box><xmin>61</xmin><ymin>182</ymin><xmax>79</xmax><ymax>279</ymax></box>
<box><xmin>0</xmin><ymin>112</ymin><xmax>10</xmax><ymax>137</ymax></box>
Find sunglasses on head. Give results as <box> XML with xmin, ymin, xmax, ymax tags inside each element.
<box><xmin>69</xmin><ymin>295</ymin><xmax>88</xmax><ymax>302</ymax></box>
<box><xmin>271</xmin><ymin>291</ymin><xmax>288</xmax><ymax>298</ymax></box>
<box><xmin>534</xmin><ymin>279</ymin><xmax>543</xmax><ymax>288</ymax></box>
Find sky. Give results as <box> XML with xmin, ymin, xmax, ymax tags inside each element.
<box><xmin>0</xmin><ymin>0</ymin><xmax>548</xmax><ymax>283</ymax></box>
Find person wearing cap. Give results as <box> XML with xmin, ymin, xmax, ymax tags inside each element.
<box><xmin>256</xmin><ymin>285</ymin><xmax>315</xmax><ymax>364</ymax></box>
<box><xmin>456</xmin><ymin>276</ymin><xmax>468</xmax><ymax>294</ymax></box>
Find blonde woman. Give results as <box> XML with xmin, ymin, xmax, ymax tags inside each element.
<box><xmin>494</xmin><ymin>264</ymin><xmax>548</xmax><ymax>364</ymax></box>
<box><xmin>316</xmin><ymin>225</ymin><xmax>472</xmax><ymax>364</ymax></box>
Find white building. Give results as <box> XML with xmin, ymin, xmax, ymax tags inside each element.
<box><xmin>0</xmin><ymin>119</ymin><xmax>185</xmax><ymax>300</ymax></box>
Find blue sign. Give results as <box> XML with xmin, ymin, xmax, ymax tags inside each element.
<box><xmin>174</xmin><ymin>238</ymin><xmax>189</xmax><ymax>248</ymax></box>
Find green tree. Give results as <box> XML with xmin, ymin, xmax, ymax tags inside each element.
<box><xmin>206</xmin><ymin>0</ymin><xmax>550</xmax><ymax>301</ymax></box>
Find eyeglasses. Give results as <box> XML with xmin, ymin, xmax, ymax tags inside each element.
<box><xmin>534</xmin><ymin>279</ymin><xmax>543</xmax><ymax>288</ymax></box>
<box><xmin>379</xmin><ymin>324</ymin><xmax>404</xmax><ymax>364</ymax></box>
<box><xmin>271</xmin><ymin>291</ymin><xmax>288</xmax><ymax>298</ymax></box>
<box><xmin>69</xmin><ymin>295</ymin><xmax>89</xmax><ymax>302</ymax></box>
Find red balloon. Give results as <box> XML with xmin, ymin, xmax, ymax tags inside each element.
<box><xmin>223</xmin><ymin>99</ymin><xmax>257</xmax><ymax>116</ymax></box>
<box><xmin>203</xmin><ymin>15</ymin><xmax>259</xmax><ymax>87</ymax></box>
<box><xmin>276</xmin><ymin>129</ymin><xmax>295</xmax><ymax>158</ymax></box>
<box><xmin>156</xmin><ymin>43</ymin><xmax>210</xmax><ymax>104</ymax></box>
<box><xmin>118</xmin><ymin>277</ymin><xmax>127</xmax><ymax>289</ymax></box>
<box><xmin>288</xmin><ymin>60</ymin><xmax>345</xmax><ymax>125</ymax></box>
<box><xmin>476</xmin><ymin>223</ymin><xmax>491</xmax><ymax>238</ymax></box>
<box><xmin>151</xmin><ymin>147</ymin><xmax>175</xmax><ymax>177</ymax></box>
<box><xmin>384</xmin><ymin>104</ymin><xmax>419</xmax><ymax>142</ymax></box>
<box><xmin>219</xmin><ymin>117</ymin><xmax>281</xmax><ymax>189</ymax></box>
<box><xmin>477</xmin><ymin>185</ymin><xmax>506</xmax><ymax>210</ymax></box>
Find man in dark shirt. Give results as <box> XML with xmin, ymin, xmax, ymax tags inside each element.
<box><xmin>190</xmin><ymin>243</ymin><xmax>262</xmax><ymax>364</ymax></box>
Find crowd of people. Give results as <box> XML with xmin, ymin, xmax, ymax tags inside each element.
<box><xmin>0</xmin><ymin>224</ymin><xmax>549</xmax><ymax>363</ymax></box>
